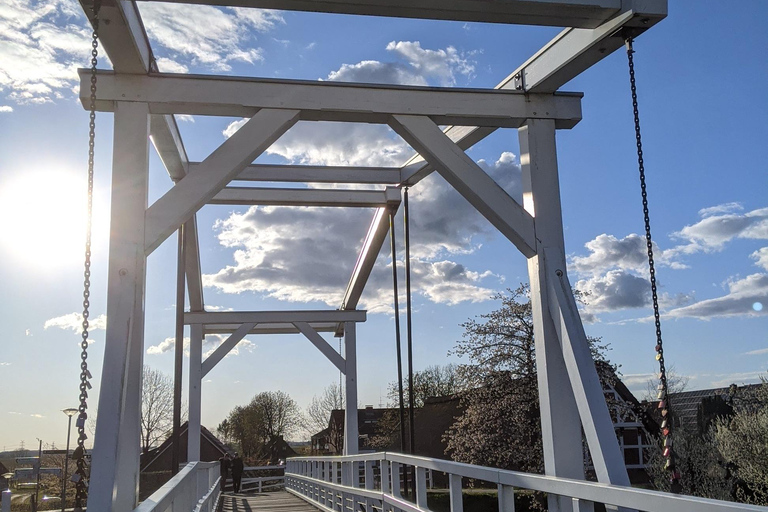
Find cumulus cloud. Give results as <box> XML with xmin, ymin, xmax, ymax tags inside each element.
<box><xmin>0</xmin><ymin>0</ymin><xmax>95</xmax><ymax>104</ymax></box>
<box><xmin>575</xmin><ymin>270</ymin><xmax>651</xmax><ymax>312</ymax></box>
<box><xmin>327</xmin><ymin>41</ymin><xmax>476</xmax><ymax>87</ymax></box>
<box><xmin>751</xmin><ymin>247</ymin><xmax>768</xmax><ymax>271</ymax></box>
<box><xmin>146</xmin><ymin>334</ymin><xmax>255</xmax><ymax>358</ymax></box>
<box><xmin>203</xmin><ymin>151</ymin><xmax>518</xmax><ymax>312</ymax></box>
<box><xmin>139</xmin><ymin>3</ymin><xmax>282</xmax><ymax>72</ymax></box>
<box><xmin>155</xmin><ymin>57</ymin><xmax>188</xmax><ymax>73</ymax></box>
<box><xmin>665</xmin><ymin>273</ymin><xmax>768</xmax><ymax>319</ymax></box>
<box><xmin>44</xmin><ymin>312</ymin><xmax>107</xmax><ymax>332</ymax></box>
<box><xmin>0</xmin><ymin>105</ymin><xmax>12</xmax><ymax>112</ymax></box>
<box><xmin>671</xmin><ymin>204</ymin><xmax>768</xmax><ymax>254</ymax></box>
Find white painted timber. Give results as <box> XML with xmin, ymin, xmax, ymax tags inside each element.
<box><xmin>186</xmin><ymin>310</ymin><xmax>366</xmax><ymax>325</ymax></box>
<box><xmin>144</xmin><ymin>108</ymin><xmax>300</xmax><ymax>255</ymax></box>
<box><xmin>80</xmin><ymin>71</ymin><xmax>583</xmax><ymax>129</ymax></box>
<box><xmin>293</xmin><ymin>322</ymin><xmax>346</xmax><ymax>373</ymax></box>
<box><xmin>344</xmin><ymin>323</ymin><xmax>358</xmax><ymax>455</ymax></box>
<box><xmin>188</xmin><ymin>323</ymin><xmax>203</xmax><ymax>462</ymax></box>
<box><xmin>209</xmin><ymin>186</ymin><xmax>401</xmax><ymax>207</ymax></box>
<box><xmin>546</xmin><ymin>260</ymin><xmax>630</xmax><ymax>486</ymax></box>
<box><xmin>224</xmin><ymin>164</ymin><xmax>403</xmax><ymax>184</ymax></box>
<box><xmin>203</xmin><ymin>322</ymin><xmax>339</xmax><ymax>335</ymax></box>
<box><xmin>341</xmin><ymin>208</ymin><xmax>390</xmax><ymax>311</ymax></box>
<box><xmin>142</xmin><ymin>0</ymin><xmax>623</xmax><ymax>28</ymax></box>
<box><xmin>88</xmin><ymin>102</ymin><xmax>150</xmax><ymax>512</ymax></box>
<box><xmin>520</xmin><ymin>120</ymin><xmax>593</xmax><ymax>512</ymax></box>
<box><xmin>200</xmin><ymin>322</ymin><xmax>257</xmax><ymax>377</ymax></box>
<box><xmin>389</xmin><ymin>114</ymin><xmax>537</xmax><ymax>258</ymax></box>
<box><xmin>183</xmin><ymin>216</ymin><xmax>204</xmax><ymax>311</ymax></box>
<box><xmin>79</xmin><ymin>0</ymin><xmax>154</xmax><ymax>74</ymax></box>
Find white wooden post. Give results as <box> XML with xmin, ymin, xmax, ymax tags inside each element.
<box><xmin>344</xmin><ymin>322</ymin><xmax>359</xmax><ymax>455</ymax></box>
<box><xmin>415</xmin><ymin>467</ymin><xmax>428</xmax><ymax>508</ymax></box>
<box><xmin>2</xmin><ymin>490</ymin><xmax>11</xmax><ymax>512</ymax></box>
<box><xmin>449</xmin><ymin>474</ymin><xmax>463</xmax><ymax>512</ymax></box>
<box><xmin>498</xmin><ymin>484</ymin><xmax>515</xmax><ymax>512</ymax></box>
<box><xmin>519</xmin><ymin>119</ymin><xmax>589</xmax><ymax>512</ymax></box>
<box><xmin>365</xmin><ymin>460</ymin><xmax>375</xmax><ymax>512</ymax></box>
<box><xmin>188</xmin><ymin>323</ymin><xmax>203</xmax><ymax>461</ymax></box>
<box><xmin>88</xmin><ymin>101</ymin><xmax>150</xmax><ymax>512</ymax></box>
<box><xmin>391</xmin><ymin>462</ymin><xmax>402</xmax><ymax>499</ymax></box>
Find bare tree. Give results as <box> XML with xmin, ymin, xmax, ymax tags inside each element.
<box><xmin>305</xmin><ymin>383</ymin><xmax>344</xmax><ymax>435</ymax></box>
<box><xmin>224</xmin><ymin>390</ymin><xmax>303</xmax><ymax>457</ymax></box>
<box><xmin>386</xmin><ymin>364</ymin><xmax>463</xmax><ymax>408</ymax></box>
<box><xmin>141</xmin><ymin>365</ymin><xmax>175</xmax><ymax>453</ymax></box>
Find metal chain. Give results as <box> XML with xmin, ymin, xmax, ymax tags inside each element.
<box><xmin>74</xmin><ymin>3</ymin><xmax>100</xmax><ymax>508</ymax></box>
<box><xmin>625</xmin><ymin>36</ymin><xmax>680</xmax><ymax>490</ymax></box>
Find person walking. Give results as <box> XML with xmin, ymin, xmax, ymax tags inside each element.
<box><xmin>232</xmin><ymin>452</ymin><xmax>244</xmax><ymax>493</ymax></box>
<box><xmin>219</xmin><ymin>453</ymin><xmax>232</xmax><ymax>492</ymax></box>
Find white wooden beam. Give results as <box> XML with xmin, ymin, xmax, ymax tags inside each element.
<box><xmin>545</xmin><ymin>259</ymin><xmax>631</xmax><ymax>487</ymax></box>
<box><xmin>343</xmin><ymin>322</ymin><xmax>359</xmax><ymax>455</ymax></box>
<box><xmin>341</xmin><ymin>208</ymin><xmax>391</xmax><ymax>311</ymax></box>
<box><xmin>520</xmin><ymin>120</ymin><xmax>587</xmax><ymax>512</ymax></box>
<box><xmin>293</xmin><ymin>322</ymin><xmax>346</xmax><ymax>373</ymax></box>
<box><xmin>88</xmin><ymin>102</ymin><xmax>149</xmax><ymax>512</ymax></box>
<box><xmin>186</xmin><ymin>310</ymin><xmax>367</xmax><ymax>325</ymax></box>
<box><xmin>183</xmin><ymin>216</ymin><xmax>204</xmax><ymax>312</ymax></box>
<box><xmin>144</xmin><ymin>108</ymin><xmax>300</xmax><ymax>255</ymax></box>
<box><xmin>209</xmin><ymin>186</ymin><xmax>401</xmax><ymax>207</ymax></box>
<box><xmin>80</xmin><ymin>71</ymin><xmax>583</xmax><ymax>129</ymax></box>
<box><xmin>79</xmin><ymin>0</ymin><xmax>155</xmax><ymax>74</ymax></box>
<box><xmin>389</xmin><ymin>114</ymin><xmax>537</xmax><ymax>258</ymax></box>
<box><xmin>224</xmin><ymin>164</ymin><xmax>402</xmax><ymax>184</ymax></box>
<box><xmin>141</xmin><ymin>0</ymin><xmax>625</xmax><ymax>28</ymax></box>
<box><xmin>203</xmin><ymin>322</ymin><xmax>339</xmax><ymax>335</ymax></box>
<box><xmin>188</xmin><ymin>323</ymin><xmax>203</xmax><ymax>462</ymax></box>
<box><xmin>201</xmin><ymin>322</ymin><xmax>257</xmax><ymax>377</ymax></box>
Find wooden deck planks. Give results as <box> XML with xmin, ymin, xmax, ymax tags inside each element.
<box><xmin>220</xmin><ymin>491</ymin><xmax>322</xmax><ymax>512</ymax></box>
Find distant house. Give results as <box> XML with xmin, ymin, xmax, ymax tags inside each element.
<box><xmin>253</xmin><ymin>435</ymin><xmax>297</xmax><ymax>464</ymax></box>
<box><xmin>140</xmin><ymin>422</ymin><xmax>229</xmax><ymax>473</ymax></box>
<box><xmin>312</xmin><ymin>407</ymin><xmax>390</xmax><ymax>455</ymax></box>
<box><xmin>645</xmin><ymin>383</ymin><xmax>761</xmax><ymax>434</ymax></box>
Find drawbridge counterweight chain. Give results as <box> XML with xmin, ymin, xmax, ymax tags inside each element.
<box><xmin>625</xmin><ymin>36</ymin><xmax>680</xmax><ymax>491</ymax></box>
<box><xmin>74</xmin><ymin>2</ymin><xmax>100</xmax><ymax>508</ymax></box>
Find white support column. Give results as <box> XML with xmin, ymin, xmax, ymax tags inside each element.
<box><xmin>519</xmin><ymin>119</ymin><xmax>586</xmax><ymax>512</ymax></box>
<box><xmin>88</xmin><ymin>102</ymin><xmax>149</xmax><ymax>512</ymax></box>
<box><xmin>343</xmin><ymin>322</ymin><xmax>359</xmax><ymax>455</ymax></box>
<box><xmin>188</xmin><ymin>323</ymin><xmax>203</xmax><ymax>461</ymax></box>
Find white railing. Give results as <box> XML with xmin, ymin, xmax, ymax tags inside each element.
<box><xmin>134</xmin><ymin>461</ymin><xmax>221</xmax><ymax>512</ymax></box>
<box><xmin>285</xmin><ymin>452</ymin><xmax>768</xmax><ymax>512</ymax></box>
<box><xmin>240</xmin><ymin>464</ymin><xmax>286</xmax><ymax>492</ymax></box>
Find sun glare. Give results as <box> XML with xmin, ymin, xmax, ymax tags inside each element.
<box><xmin>0</xmin><ymin>171</ymin><xmax>97</xmax><ymax>270</ymax></box>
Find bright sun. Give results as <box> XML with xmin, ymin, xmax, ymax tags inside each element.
<box><xmin>0</xmin><ymin>171</ymin><xmax>95</xmax><ymax>269</ymax></box>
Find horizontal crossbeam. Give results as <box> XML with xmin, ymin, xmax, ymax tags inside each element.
<box><xmin>209</xmin><ymin>186</ymin><xmax>401</xmax><ymax>207</ymax></box>
<box><xmin>142</xmin><ymin>0</ymin><xmax>624</xmax><ymax>28</ymax></box>
<box><xmin>215</xmin><ymin>164</ymin><xmax>402</xmax><ymax>184</ymax></box>
<box><xmin>203</xmin><ymin>322</ymin><xmax>340</xmax><ymax>335</ymax></box>
<box><xmin>186</xmin><ymin>310</ymin><xmax>367</xmax><ymax>325</ymax></box>
<box><xmin>79</xmin><ymin>71</ymin><xmax>583</xmax><ymax>129</ymax></box>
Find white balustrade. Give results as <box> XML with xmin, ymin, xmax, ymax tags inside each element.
<box><xmin>284</xmin><ymin>453</ymin><xmax>768</xmax><ymax>512</ymax></box>
<box><xmin>133</xmin><ymin>461</ymin><xmax>220</xmax><ymax>512</ymax></box>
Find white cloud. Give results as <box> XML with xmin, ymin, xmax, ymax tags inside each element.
<box><xmin>745</xmin><ymin>347</ymin><xmax>768</xmax><ymax>356</ymax></box>
<box><xmin>0</xmin><ymin>362</ymin><xmax>11</xmax><ymax>366</ymax></box>
<box><xmin>203</xmin><ymin>151</ymin><xmax>518</xmax><ymax>311</ymax></box>
<box><xmin>30</xmin><ymin>413</ymin><xmax>45</xmax><ymax>418</ymax></box>
<box><xmin>751</xmin><ymin>247</ymin><xmax>768</xmax><ymax>271</ymax></box>
<box><xmin>139</xmin><ymin>3</ymin><xmax>282</xmax><ymax>72</ymax></box>
<box><xmin>175</xmin><ymin>114</ymin><xmax>195</xmax><ymax>123</ymax></box>
<box><xmin>0</xmin><ymin>0</ymin><xmax>97</xmax><ymax>104</ymax></box>
<box><xmin>0</xmin><ymin>105</ymin><xmax>12</xmax><ymax>112</ymax></box>
<box><xmin>671</xmin><ymin>205</ymin><xmax>768</xmax><ymax>254</ymax></box>
<box><xmin>326</xmin><ymin>40</ymin><xmax>476</xmax><ymax>87</ymax></box>
<box><xmin>25</xmin><ymin>329</ymin><xmax>31</xmax><ymax>336</ymax></box>
<box><xmin>146</xmin><ymin>334</ymin><xmax>255</xmax><ymax>358</ymax></box>
<box><xmin>666</xmin><ymin>273</ymin><xmax>768</xmax><ymax>319</ymax></box>
<box><xmin>44</xmin><ymin>312</ymin><xmax>107</xmax><ymax>332</ymax></box>
<box><xmin>155</xmin><ymin>57</ymin><xmax>188</xmax><ymax>73</ymax></box>
<box><xmin>575</xmin><ymin>270</ymin><xmax>651</xmax><ymax>312</ymax></box>
<box><xmin>698</xmin><ymin>202</ymin><xmax>743</xmax><ymax>218</ymax></box>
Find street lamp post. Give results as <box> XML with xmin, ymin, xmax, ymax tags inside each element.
<box><xmin>61</xmin><ymin>408</ymin><xmax>78</xmax><ymax>512</ymax></box>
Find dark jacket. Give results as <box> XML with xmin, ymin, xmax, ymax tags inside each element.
<box><xmin>232</xmin><ymin>457</ymin><xmax>244</xmax><ymax>476</ymax></box>
<box><xmin>219</xmin><ymin>456</ymin><xmax>231</xmax><ymax>476</ymax></box>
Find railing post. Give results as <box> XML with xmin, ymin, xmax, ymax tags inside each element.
<box><xmin>2</xmin><ymin>489</ymin><xmax>10</xmax><ymax>512</ymax></box>
<box><xmin>391</xmin><ymin>462</ymin><xmax>402</xmax><ymax>499</ymax></box>
<box><xmin>449</xmin><ymin>474</ymin><xmax>463</xmax><ymax>512</ymax></box>
<box><xmin>415</xmin><ymin>467</ymin><xmax>427</xmax><ymax>509</ymax></box>
<box><xmin>365</xmin><ymin>460</ymin><xmax>375</xmax><ymax>512</ymax></box>
<box><xmin>571</xmin><ymin>498</ymin><xmax>594</xmax><ymax>512</ymax></box>
<box><xmin>498</xmin><ymin>484</ymin><xmax>515</xmax><ymax>512</ymax></box>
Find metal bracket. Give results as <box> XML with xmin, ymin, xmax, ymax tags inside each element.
<box><xmin>512</xmin><ymin>70</ymin><xmax>527</xmax><ymax>92</ymax></box>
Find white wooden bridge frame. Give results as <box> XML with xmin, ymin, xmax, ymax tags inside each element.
<box><xmin>72</xmin><ymin>1</ymin><xmax>686</xmax><ymax>511</ymax></box>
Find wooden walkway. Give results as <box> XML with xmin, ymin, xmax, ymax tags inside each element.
<box><xmin>220</xmin><ymin>491</ymin><xmax>321</xmax><ymax>512</ymax></box>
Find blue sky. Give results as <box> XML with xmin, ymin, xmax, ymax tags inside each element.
<box><xmin>0</xmin><ymin>1</ymin><xmax>766</xmax><ymax>449</ymax></box>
